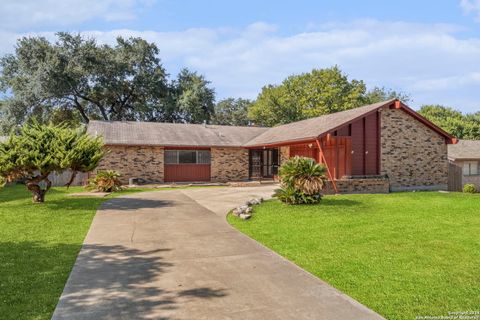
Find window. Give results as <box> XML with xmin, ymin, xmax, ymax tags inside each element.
<box><xmin>463</xmin><ymin>161</ymin><xmax>479</xmax><ymax>176</ymax></box>
<box><xmin>165</xmin><ymin>150</ymin><xmax>178</xmax><ymax>164</ymax></box>
<box><xmin>164</xmin><ymin>150</ymin><xmax>211</xmax><ymax>164</ymax></box>
<box><xmin>178</xmin><ymin>150</ymin><xmax>196</xmax><ymax>163</ymax></box>
<box><xmin>197</xmin><ymin>150</ymin><xmax>211</xmax><ymax>164</ymax></box>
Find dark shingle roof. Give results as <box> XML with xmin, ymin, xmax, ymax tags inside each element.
<box><xmin>448</xmin><ymin>140</ymin><xmax>480</xmax><ymax>160</ymax></box>
<box><xmin>245</xmin><ymin>100</ymin><xmax>395</xmax><ymax>146</ymax></box>
<box><xmin>88</xmin><ymin>99</ymin><xmax>453</xmax><ymax>148</ymax></box>
<box><xmin>87</xmin><ymin>121</ymin><xmax>269</xmax><ymax>147</ymax></box>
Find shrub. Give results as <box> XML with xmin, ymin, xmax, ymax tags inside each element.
<box><xmin>88</xmin><ymin>170</ymin><xmax>123</xmax><ymax>192</ymax></box>
<box><xmin>0</xmin><ymin>122</ymin><xmax>104</xmax><ymax>203</ymax></box>
<box><xmin>274</xmin><ymin>185</ymin><xmax>322</xmax><ymax>205</ymax></box>
<box><xmin>0</xmin><ymin>176</ymin><xmax>5</xmax><ymax>188</ymax></box>
<box><xmin>463</xmin><ymin>184</ymin><xmax>477</xmax><ymax>194</ymax></box>
<box><xmin>275</xmin><ymin>156</ymin><xmax>327</xmax><ymax>205</ymax></box>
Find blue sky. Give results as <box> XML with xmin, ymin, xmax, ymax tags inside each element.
<box><xmin>1</xmin><ymin>0</ymin><xmax>480</xmax><ymax>112</ymax></box>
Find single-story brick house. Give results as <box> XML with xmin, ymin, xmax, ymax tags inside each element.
<box><xmin>88</xmin><ymin>99</ymin><xmax>457</xmax><ymax>193</ymax></box>
<box><xmin>448</xmin><ymin>140</ymin><xmax>480</xmax><ymax>190</ymax></box>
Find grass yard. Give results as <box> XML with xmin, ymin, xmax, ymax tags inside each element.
<box><xmin>228</xmin><ymin>192</ymin><xmax>480</xmax><ymax>320</ymax></box>
<box><xmin>0</xmin><ymin>184</ymin><xmax>203</xmax><ymax>320</ymax></box>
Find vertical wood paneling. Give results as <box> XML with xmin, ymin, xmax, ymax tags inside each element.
<box><xmin>164</xmin><ymin>164</ymin><xmax>211</xmax><ymax>182</ymax></box>
<box><xmin>351</xmin><ymin>119</ymin><xmax>364</xmax><ymax>175</ymax></box>
<box><xmin>345</xmin><ymin>138</ymin><xmax>352</xmax><ymax>176</ymax></box>
<box><xmin>289</xmin><ymin>144</ymin><xmax>319</xmax><ymax>161</ymax></box>
<box><xmin>365</xmin><ymin>113</ymin><xmax>379</xmax><ymax>175</ymax></box>
<box><xmin>336</xmin><ymin>124</ymin><xmax>350</xmax><ymax>136</ymax></box>
<box><xmin>348</xmin><ymin>113</ymin><xmax>380</xmax><ymax>176</ymax></box>
<box><xmin>320</xmin><ymin>137</ymin><xmax>352</xmax><ymax>179</ymax></box>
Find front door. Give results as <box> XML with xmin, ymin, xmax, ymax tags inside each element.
<box><xmin>249</xmin><ymin>148</ymin><xmax>279</xmax><ymax>179</ymax></box>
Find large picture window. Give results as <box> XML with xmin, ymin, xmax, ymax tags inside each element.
<box><xmin>165</xmin><ymin>150</ymin><xmax>211</xmax><ymax>165</ymax></box>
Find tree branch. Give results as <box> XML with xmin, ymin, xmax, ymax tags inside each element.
<box><xmin>65</xmin><ymin>170</ymin><xmax>77</xmax><ymax>189</ymax></box>
<box><xmin>73</xmin><ymin>89</ymin><xmax>109</xmax><ymax>120</ymax></box>
<box><xmin>71</xmin><ymin>96</ymin><xmax>90</xmax><ymax>123</ymax></box>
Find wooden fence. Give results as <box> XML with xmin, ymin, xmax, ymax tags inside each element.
<box><xmin>448</xmin><ymin>162</ymin><xmax>463</xmax><ymax>192</ymax></box>
<box><xmin>47</xmin><ymin>171</ymin><xmax>89</xmax><ymax>187</ymax></box>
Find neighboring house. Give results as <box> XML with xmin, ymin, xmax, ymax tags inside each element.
<box><xmin>88</xmin><ymin>99</ymin><xmax>457</xmax><ymax>193</ymax></box>
<box><xmin>448</xmin><ymin>140</ymin><xmax>480</xmax><ymax>190</ymax></box>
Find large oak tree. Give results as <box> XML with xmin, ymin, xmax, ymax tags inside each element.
<box><xmin>248</xmin><ymin>66</ymin><xmax>409</xmax><ymax>126</ymax></box>
<box><xmin>212</xmin><ymin>98</ymin><xmax>252</xmax><ymax>126</ymax></box>
<box><xmin>0</xmin><ymin>33</ymin><xmax>216</xmax><ymax>131</ymax></box>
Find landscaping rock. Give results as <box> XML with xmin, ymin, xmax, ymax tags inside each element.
<box><xmin>239</xmin><ymin>213</ymin><xmax>252</xmax><ymax>220</ymax></box>
<box><xmin>246</xmin><ymin>198</ymin><xmax>264</xmax><ymax>206</ymax></box>
<box><xmin>233</xmin><ymin>198</ymin><xmax>263</xmax><ymax>219</ymax></box>
<box><xmin>251</xmin><ymin>198</ymin><xmax>262</xmax><ymax>205</ymax></box>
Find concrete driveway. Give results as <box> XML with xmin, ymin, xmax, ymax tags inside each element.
<box><xmin>53</xmin><ymin>185</ymin><xmax>383</xmax><ymax>320</ymax></box>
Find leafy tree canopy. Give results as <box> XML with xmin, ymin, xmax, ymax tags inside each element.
<box><xmin>0</xmin><ymin>33</ymin><xmax>215</xmax><ymax>133</ymax></box>
<box><xmin>418</xmin><ymin>105</ymin><xmax>480</xmax><ymax>140</ymax></box>
<box><xmin>174</xmin><ymin>68</ymin><xmax>215</xmax><ymax>123</ymax></box>
<box><xmin>364</xmin><ymin>86</ymin><xmax>411</xmax><ymax>104</ymax></box>
<box><xmin>212</xmin><ymin>98</ymin><xmax>252</xmax><ymax>126</ymax></box>
<box><xmin>0</xmin><ymin>121</ymin><xmax>104</xmax><ymax>202</ymax></box>
<box><xmin>248</xmin><ymin>66</ymin><xmax>410</xmax><ymax>126</ymax></box>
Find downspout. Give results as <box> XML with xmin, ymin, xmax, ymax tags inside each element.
<box><xmin>316</xmin><ymin>138</ymin><xmax>339</xmax><ymax>194</ymax></box>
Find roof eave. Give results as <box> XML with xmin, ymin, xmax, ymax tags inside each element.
<box><xmin>449</xmin><ymin>156</ymin><xmax>480</xmax><ymax>161</ymax></box>
<box><xmin>245</xmin><ymin>136</ymin><xmax>320</xmax><ymax>148</ymax></box>
<box><xmin>103</xmin><ymin>143</ymin><xmax>247</xmax><ymax>148</ymax></box>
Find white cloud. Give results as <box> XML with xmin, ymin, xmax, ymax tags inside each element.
<box><xmin>0</xmin><ymin>19</ymin><xmax>479</xmax><ymax>113</ymax></box>
<box><xmin>461</xmin><ymin>0</ymin><xmax>480</xmax><ymax>21</ymax></box>
<box><xmin>0</xmin><ymin>0</ymin><xmax>154</xmax><ymax>30</ymax></box>
<box><xmin>412</xmin><ymin>73</ymin><xmax>480</xmax><ymax>91</ymax></box>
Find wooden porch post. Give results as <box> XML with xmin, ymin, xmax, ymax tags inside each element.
<box><xmin>316</xmin><ymin>138</ymin><xmax>339</xmax><ymax>194</ymax></box>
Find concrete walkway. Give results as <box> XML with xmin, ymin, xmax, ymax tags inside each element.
<box><xmin>53</xmin><ymin>186</ymin><xmax>384</xmax><ymax>320</ymax></box>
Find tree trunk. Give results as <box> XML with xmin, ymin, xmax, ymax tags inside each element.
<box><xmin>27</xmin><ymin>183</ymin><xmax>46</xmax><ymax>203</ymax></box>
<box><xmin>33</xmin><ymin>188</ymin><xmax>46</xmax><ymax>203</ymax></box>
<box><xmin>65</xmin><ymin>170</ymin><xmax>77</xmax><ymax>188</ymax></box>
<box><xmin>26</xmin><ymin>175</ymin><xmax>52</xmax><ymax>203</ymax></box>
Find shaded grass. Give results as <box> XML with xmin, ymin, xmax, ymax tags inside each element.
<box><xmin>228</xmin><ymin>192</ymin><xmax>480</xmax><ymax>320</ymax></box>
<box><xmin>0</xmin><ymin>184</ymin><xmax>211</xmax><ymax>320</ymax></box>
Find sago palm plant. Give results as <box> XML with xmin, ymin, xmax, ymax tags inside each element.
<box><xmin>87</xmin><ymin>170</ymin><xmax>123</xmax><ymax>192</ymax></box>
<box><xmin>275</xmin><ymin>156</ymin><xmax>328</xmax><ymax>204</ymax></box>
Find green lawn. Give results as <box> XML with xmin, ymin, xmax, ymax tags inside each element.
<box><xmin>0</xmin><ymin>184</ymin><xmax>204</xmax><ymax>320</ymax></box>
<box><xmin>228</xmin><ymin>192</ymin><xmax>480</xmax><ymax>320</ymax></box>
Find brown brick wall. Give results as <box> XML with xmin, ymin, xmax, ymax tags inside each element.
<box><xmin>380</xmin><ymin>108</ymin><xmax>448</xmax><ymax>191</ymax></box>
<box><xmin>97</xmin><ymin>145</ymin><xmax>164</xmax><ymax>184</ymax></box>
<box><xmin>324</xmin><ymin>177</ymin><xmax>390</xmax><ymax>194</ymax></box>
<box><xmin>211</xmin><ymin>147</ymin><xmax>249</xmax><ymax>182</ymax></box>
